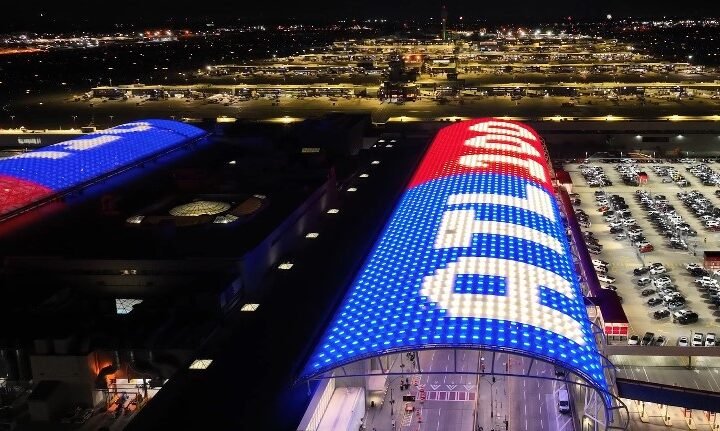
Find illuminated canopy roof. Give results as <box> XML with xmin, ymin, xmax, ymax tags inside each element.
<box><xmin>0</xmin><ymin>119</ymin><xmax>207</xmax><ymax>220</ymax></box>
<box><xmin>301</xmin><ymin>118</ymin><xmax>606</xmax><ymax>391</ymax></box>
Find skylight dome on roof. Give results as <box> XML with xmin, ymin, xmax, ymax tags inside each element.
<box><xmin>169</xmin><ymin>201</ymin><xmax>231</xmax><ymax>216</ymax></box>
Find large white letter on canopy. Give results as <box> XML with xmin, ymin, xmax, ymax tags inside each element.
<box><xmin>420</xmin><ymin>256</ymin><xmax>586</xmax><ymax>345</ymax></box>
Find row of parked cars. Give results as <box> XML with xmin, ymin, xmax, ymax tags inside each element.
<box><xmin>651</xmin><ymin>164</ymin><xmax>692</xmax><ymax>187</ymax></box>
<box><xmin>615</xmin><ymin>162</ymin><xmax>643</xmax><ymax>186</ymax></box>
<box><xmin>583</xmin><ymin>229</ymin><xmax>604</xmax><ymax>256</ymax></box>
<box><xmin>631</xmin><ymin>263</ymin><xmax>692</xmax><ymax>322</ymax></box>
<box><xmin>686</xmin><ymin>263</ymin><xmax>720</xmax><ymax>312</ymax></box>
<box><xmin>591</xmin><ymin>258</ymin><xmax>617</xmax><ymax>290</ymax></box>
<box><xmin>574</xmin><ymin>206</ymin><xmax>592</xmax><ymax>230</ymax></box>
<box><xmin>677</xmin><ymin>190</ymin><xmax>720</xmax><ymax>231</ymax></box>
<box><xmin>628</xmin><ymin>331</ymin><xmax>719</xmax><ymax>346</ymax></box>
<box><xmin>598</xmin><ymin>191</ymin><xmax>654</xmax><ymax>253</ymax></box>
<box><xmin>628</xmin><ymin>332</ymin><xmax>667</xmax><ymax>346</ymax></box>
<box><xmin>685</xmin><ymin>163</ymin><xmax>720</xmax><ymax>187</ymax></box>
<box><xmin>635</xmin><ymin>190</ymin><xmax>696</xmax><ymax>251</ymax></box>
<box><xmin>580</xmin><ymin>164</ymin><xmax>613</xmax><ymax>187</ymax></box>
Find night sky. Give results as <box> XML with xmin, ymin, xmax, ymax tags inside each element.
<box><xmin>7</xmin><ymin>0</ymin><xmax>720</xmax><ymax>29</ymax></box>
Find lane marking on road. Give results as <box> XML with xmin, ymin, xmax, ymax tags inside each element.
<box><xmin>423</xmin><ymin>391</ymin><xmax>476</xmax><ymax>402</ymax></box>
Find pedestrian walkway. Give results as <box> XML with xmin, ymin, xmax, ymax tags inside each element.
<box><xmin>624</xmin><ymin>398</ymin><xmax>720</xmax><ymax>430</ymax></box>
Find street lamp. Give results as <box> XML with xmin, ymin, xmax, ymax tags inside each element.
<box><xmin>72</xmin><ymin>115</ymin><xmax>77</xmax><ymax>128</ymax></box>
<box><xmin>10</xmin><ymin>115</ymin><xmax>15</xmax><ymax>128</ymax></box>
<box><xmin>108</xmin><ymin>115</ymin><xmax>114</xmax><ymax>126</ymax></box>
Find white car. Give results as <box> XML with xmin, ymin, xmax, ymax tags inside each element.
<box><xmin>636</xmin><ymin>277</ymin><xmax>652</xmax><ymax>286</ymax></box>
<box><xmin>692</xmin><ymin>333</ymin><xmax>704</xmax><ymax>347</ymax></box>
<box><xmin>597</xmin><ymin>275</ymin><xmax>616</xmax><ymax>284</ymax></box>
<box><xmin>696</xmin><ymin>277</ymin><xmax>719</xmax><ymax>287</ymax></box>
<box><xmin>706</xmin><ymin>333</ymin><xmax>717</xmax><ymax>346</ymax></box>
<box><xmin>653</xmin><ymin>278</ymin><xmax>673</xmax><ymax>288</ymax></box>
<box><xmin>592</xmin><ymin>259</ymin><xmax>609</xmax><ymax>267</ymax></box>
<box><xmin>650</xmin><ymin>266</ymin><xmax>667</xmax><ymax>275</ymax></box>
<box><xmin>678</xmin><ymin>336</ymin><xmax>689</xmax><ymax>347</ymax></box>
<box><xmin>685</xmin><ymin>263</ymin><xmax>702</xmax><ymax>270</ymax></box>
<box><xmin>628</xmin><ymin>335</ymin><xmax>640</xmax><ymax>345</ymax></box>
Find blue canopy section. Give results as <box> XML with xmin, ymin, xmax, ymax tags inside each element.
<box><xmin>301</xmin><ymin>172</ymin><xmax>607</xmax><ymax>392</ymax></box>
<box><xmin>0</xmin><ymin>119</ymin><xmax>207</xmax><ymax>192</ymax></box>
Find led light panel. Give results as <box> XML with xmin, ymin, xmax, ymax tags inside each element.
<box><xmin>301</xmin><ymin>118</ymin><xmax>606</xmax><ymax>392</ymax></box>
<box><xmin>0</xmin><ymin>119</ymin><xmax>207</xmax><ymax>219</ymax></box>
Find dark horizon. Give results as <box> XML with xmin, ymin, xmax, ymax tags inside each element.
<box><xmin>5</xmin><ymin>0</ymin><xmax>720</xmax><ymax>32</ymax></box>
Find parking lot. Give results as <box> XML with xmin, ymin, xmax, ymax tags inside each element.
<box><xmin>565</xmin><ymin>159</ymin><xmax>720</xmax><ymax>346</ymax></box>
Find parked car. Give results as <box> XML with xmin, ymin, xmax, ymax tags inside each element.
<box><xmin>692</xmin><ymin>333</ymin><xmax>704</xmax><ymax>346</ymax></box>
<box><xmin>636</xmin><ymin>277</ymin><xmax>652</xmax><ymax>286</ymax></box>
<box><xmin>597</xmin><ymin>275</ymin><xmax>616</xmax><ymax>284</ymax></box>
<box><xmin>653</xmin><ymin>277</ymin><xmax>673</xmax><ymax>288</ymax></box>
<box><xmin>654</xmin><ymin>309</ymin><xmax>671</xmax><ymax>319</ymax></box>
<box><xmin>696</xmin><ymin>277</ymin><xmax>719</xmax><ymax>287</ymax></box>
<box><xmin>639</xmin><ymin>244</ymin><xmax>654</xmax><ymax>253</ymax></box>
<box><xmin>678</xmin><ymin>336</ymin><xmax>689</xmax><ymax>346</ymax></box>
<box><xmin>649</xmin><ymin>265</ymin><xmax>667</xmax><ymax>275</ymax></box>
<box><xmin>627</xmin><ymin>335</ymin><xmax>640</xmax><ymax>345</ymax></box>
<box><xmin>633</xmin><ymin>267</ymin><xmax>650</xmax><ymax>276</ymax></box>
<box><xmin>641</xmin><ymin>332</ymin><xmax>655</xmax><ymax>345</ymax></box>
<box><xmin>689</xmin><ymin>268</ymin><xmax>710</xmax><ymax>277</ymax></box>
<box><xmin>705</xmin><ymin>333</ymin><xmax>716</xmax><ymax>346</ymax></box>
<box><xmin>685</xmin><ymin>263</ymin><xmax>702</xmax><ymax>271</ymax></box>
<box><xmin>647</xmin><ymin>297</ymin><xmax>663</xmax><ymax>306</ymax></box>
<box><xmin>677</xmin><ymin>311</ymin><xmax>699</xmax><ymax>324</ymax></box>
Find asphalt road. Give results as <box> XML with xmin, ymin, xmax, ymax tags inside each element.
<box><xmin>365</xmin><ymin>350</ymin><xmax>575</xmax><ymax>431</ymax></box>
